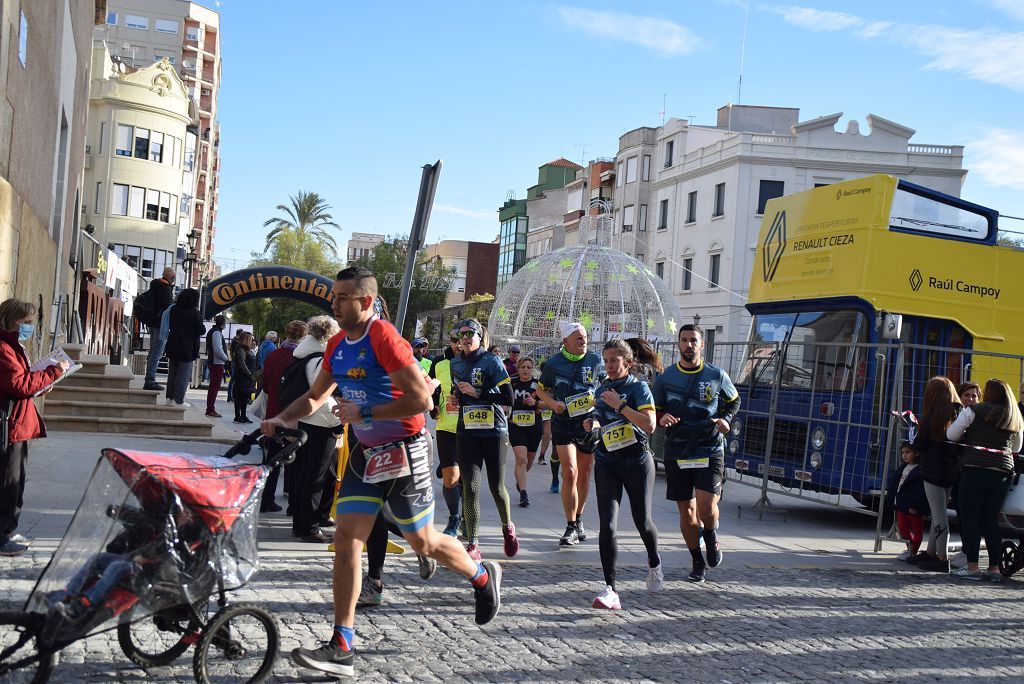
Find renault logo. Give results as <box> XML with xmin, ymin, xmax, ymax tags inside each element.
<box><xmin>762</xmin><ymin>210</ymin><xmax>787</xmax><ymax>282</ymax></box>
<box><xmin>909</xmin><ymin>269</ymin><xmax>923</xmax><ymax>292</ymax></box>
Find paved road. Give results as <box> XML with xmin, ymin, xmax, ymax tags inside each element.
<box><xmin>3</xmin><ymin>420</ymin><xmax>1023</xmax><ymax>682</ymax></box>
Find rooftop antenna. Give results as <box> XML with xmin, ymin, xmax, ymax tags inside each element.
<box><xmin>573</xmin><ymin>143</ymin><xmax>588</xmax><ymax>167</ymax></box>
<box><xmin>737</xmin><ymin>0</ymin><xmax>750</xmax><ymax>105</ymax></box>
<box><xmin>659</xmin><ymin>94</ymin><xmax>666</xmax><ymax>125</ymax></box>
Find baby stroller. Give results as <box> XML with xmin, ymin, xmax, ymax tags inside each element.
<box><xmin>0</xmin><ymin>427</ymin><xmax>305</xmax><ymax>684</ymax></box>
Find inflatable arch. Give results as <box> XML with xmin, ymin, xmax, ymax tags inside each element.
<box><xmin>202</xmin><ymin>266</ymin><xmax>334</xmax><ymax>317</ymax></box>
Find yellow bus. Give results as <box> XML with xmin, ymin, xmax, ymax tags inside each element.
<box><xmin>728</xmin><ymin>174</ymin><xmax>1023</xmax><ymax>501</ymax></box>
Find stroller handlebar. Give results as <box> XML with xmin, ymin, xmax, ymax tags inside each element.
<box><xmin>223</xmin><ymin>427</ymin><xmax>308</xmax><ymax>467</ymax></box>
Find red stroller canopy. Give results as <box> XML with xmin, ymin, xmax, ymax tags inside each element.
<box><xmin>102</xmin><ymin>449</ymin><xmax>265</xmax><ymax>533</ymax></box>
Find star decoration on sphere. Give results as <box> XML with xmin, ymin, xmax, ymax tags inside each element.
<box><xmin>585</xmin><ymin>261</ymin><xmax>599</xmax><ymax>270</ymax></box>
<box><xmin>668</xmin><ymin>318</ymin><xmax>677</xmax><ymax>334</ymax></box>
<box><xmin>647</xmin><ymin>318</ymin><xmax>655</xmax><ymax>329</ymax></box>
<box><xmin>580</xmin><ymin>311</ymin><xmax>594</xmax><ymax>329</ymax></box>
<box><xmin>625</xmin><ymin>264</ymin><xmax>639</xmax><ymax>274</ymax></box>
<box><xmin>545</xmin><ymin>310</ymin><xmax>555</xmax><ymax>320</ymax></box>
<box><xmin>525</xmin><ymin>260</ymin><xmax>539</xmax><ymax>271</ymax></box>
<box><xmin>559</xmin><ymin>258</ymin><xmax>574</xmax><ymax>269</ymax></box>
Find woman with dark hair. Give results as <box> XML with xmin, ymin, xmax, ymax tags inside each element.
<box><xmin>163</xmin><ymin>288</ymin><xmax>204</xmax><ymax>407</ymax></box>
<box><xmin>0</xmin><ymin>299</ymin><xmax>69</xmax><ymax>556</ymax></box>
<box><xmin>947</xmin><ymin>379</ymin><xmax>1024</xmax><ymax>580</ymax></box>
<box><xmin>449</xmin><ymin>318</ymin><xmax>518</xmax><ymax>560</ymax></box>
<box><xmin>231</xmin><ymin>331</ymin><xmax>257</xmax><ymax>423</ymax></box>
<box><xmin>958</xmin><ymin>381</ymin><xmax>981</xmax><ymax>407</ymax></box>
<box><xmin>508</xmin><ymin>356</ymin><xmax>543</xmax><ymax>508</ymax></box>
<box><xmin>585</xmin><ymin>339</ymin><xmax>662</xmax><ymax>610</ymax></box>
<box><xmin>911</xmin><ymin>376</ymin><xmax>963</xmax><ymax>573</ymax></box>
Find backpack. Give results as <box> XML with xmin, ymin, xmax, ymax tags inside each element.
<box><xmin>278</xmin><ymin>352</ymin><xmax>323</xmax><ymax>410</ymax></box>
<box><xmin>134</xmin><ymin>287</ymin><xmax>158</xmax><ymax>326</ymax></box>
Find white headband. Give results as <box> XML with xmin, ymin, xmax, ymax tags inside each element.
<box><xmin>559</xmin><ymin>321</ymin><xmax>585</xmax><ymax>340</ymax></box>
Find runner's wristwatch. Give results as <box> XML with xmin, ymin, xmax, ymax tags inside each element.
<box><xmin>360</xmin><ymin>404</ymin><xmax>373</xmax><ymax>425</ymax></box>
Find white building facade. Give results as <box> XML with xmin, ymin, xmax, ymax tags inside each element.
<box><xmin>611</xmin><ymin>105</ymin><xmax>967</xmax><ymax>346</ymax></box>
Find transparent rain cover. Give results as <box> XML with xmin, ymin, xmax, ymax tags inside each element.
<box><xmin>25</xmin><ymin>449</ymin><xmax>266</xmax><ymax>645</ymax></box>
<box><xmin>489</xmin><ymin>218</ymin><xmax>682</xmax><ymax>356</ymax></box>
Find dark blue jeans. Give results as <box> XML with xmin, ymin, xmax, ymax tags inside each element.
<box><xmin>60</xmin><ymin>552</ymin><xmax>137</xmax><ymax>606</ymax></box>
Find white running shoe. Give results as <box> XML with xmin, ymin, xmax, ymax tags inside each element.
<box><xmin>646</xmin><ymin>564</ymin><xmax>665</xmax><ymax>593</ymax></box>
<box><xmin>896</xmin><ymin>549</ymin><xmax>914</xmax><ymax>562</ymax></box>
<box><xmin>592</xmin><ymin>585</ymin><xmax>621</xmax><ymax>610</ymax></box>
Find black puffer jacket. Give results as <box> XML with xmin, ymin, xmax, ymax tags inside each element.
<box><xmin>913</xmin><ymin>407</ymin><xmax>962</xmax><ymax>488</ymax></box>
<box><xmin>164</xmin><ymin>304</ymin><xmax>205</xmax><ymax>362</ymax></box>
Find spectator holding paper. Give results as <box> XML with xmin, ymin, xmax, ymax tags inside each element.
<box><xmin>0</xmin><ymin>298</ymin><xmax>70</xmax><ymax>556</ymax></box>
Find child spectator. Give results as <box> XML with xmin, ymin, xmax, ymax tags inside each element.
<box><xmin>888</xmin><ymin>441</ymin><xmax>928</xmax><ymax>562</ymax></box>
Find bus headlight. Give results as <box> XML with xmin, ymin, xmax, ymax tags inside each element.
<box><xmin>729</xmin><ymin>440</ymin><xmax>739</xmax><ymax>454</ymax></box>
<box><xmin>730</xmin><ymin>419</ymin><xmax>742</xmax><ymax>437</ymax></box>
<box><xmin>809</xmin><ymin>451</ymin><xmax>822</xmax><ymax>469</ymax></box>
<box><xmin>811</xmin><ymin>427</ymin><xmax>826</xmax><ymax>450</ymax></box>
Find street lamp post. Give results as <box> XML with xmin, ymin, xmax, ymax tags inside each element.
<box><xmin>693</xmin><ymin>312</ymin><xmax>701</xmax><ymax>329</ymax></box>
<box><xmin>183</xmin><ymin>229</ymin><xmax>200</xmax><ymax>288</ymax></box>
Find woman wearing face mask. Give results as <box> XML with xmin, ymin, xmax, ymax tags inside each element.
<box><xmin>0</xmin><ymin>298</ymin><xmax>70</xmax><ymax>556</ymax></box>
<box><xmin>449</xmin><ymin>318</ymin><xmax>518</xmax><ymax>560</ymax></box>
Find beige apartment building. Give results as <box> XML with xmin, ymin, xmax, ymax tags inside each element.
<box><xmin>97</xmin><ymin>0</ymin><xmax>221</xmax><ymax>287</ymax></box>
<box><xmin>0</xmin><ymin>1</ymin><xmax>99</xmax><ymax>353</ymax></box>
<box><xmin>83</xmin><ymin>43</ymin><xmax>198</xmax><ymax>288</ymax></box>
<box><xmin>347</xmin><ymin>232</ymin><xmax>386</xmax><ymax>263</ymax></box>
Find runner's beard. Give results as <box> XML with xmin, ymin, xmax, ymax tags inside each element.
<box><xmin>682</xmin><ymin>349</ymin><xmax>696</xmax><ymax>363</ymax></box>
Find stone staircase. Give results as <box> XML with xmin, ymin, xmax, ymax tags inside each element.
<box><xmin>42</xmin><ymin>344</ymin><xmax>215</xmax><ymax>438</ymax></box>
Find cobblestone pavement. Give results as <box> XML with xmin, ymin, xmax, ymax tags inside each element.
<box><xmin>3</xmin><ymin>428</ymin><xmax>1024</xmax><ymax>682</ymax></box>
<box><xmin>4</xmin><ymin>549</ymin><xmax>1024</xmax><ymax>683</ymax></box>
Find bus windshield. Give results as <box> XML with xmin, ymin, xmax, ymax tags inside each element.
<box><xmin>738</xmin><ymin>311</ymin><xmax>867</xmax><ymax>390</ymax></box>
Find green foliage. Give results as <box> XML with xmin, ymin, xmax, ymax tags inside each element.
<box><xmin>230</xmin><ymin>229</ymin><xmax>343</xmax><ymax>338</ymax></box>
<box><xmin>352</xmin><ymin>235</ymin><xmax>452</xmax><ymax>339</ymax></box>
<box><xmin>263</xmin><ymin>191</ymin><xmax>341</xmax><ymax>256</ymax></box>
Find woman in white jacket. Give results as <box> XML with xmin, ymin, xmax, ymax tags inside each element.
<box><xmin>291</xmin><ymin>315</ymin><xmax>342</xmax><ymax>542</ymax></box>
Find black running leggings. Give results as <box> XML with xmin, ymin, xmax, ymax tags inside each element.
<box><xmin>595</xmin><ymin>455</ymin><xmax>659</xmax><ymax>590</ymax></box>
<box><xmin>457</xmin><ymin>432</ymin><xmax>512</xmax><ymax>542</ymax></box>
<box><xmin>366</xmin><ymin>514</ymin><xmax>404</xmax><ymax>582</ymax></box>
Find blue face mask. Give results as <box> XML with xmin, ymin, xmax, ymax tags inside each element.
<box><xmin>17</xmin><ymin>323</ymin><xmax>34</xmax><ymax>341</ymax></box>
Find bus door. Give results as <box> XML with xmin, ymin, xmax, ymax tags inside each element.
<box><xmin>896</xmin><ymin>316</ymin><xmax>972</xmax><ymax>417</ymax></box>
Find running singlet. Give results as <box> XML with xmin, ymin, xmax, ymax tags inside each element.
<box><xmin>325</xmin><ymin>318</ymin><xmax>425</xmax><ymax>448</ymax></box>
<box><xmin>510</xmin><ymin>377</ymin><xmax>541</xmax><ymax>428</ymax></box>
<box><xmin>652</xmin><ymin>361</ymin><xmax>739</xmax><ymax>457</ymax></box>
<box><xmin>593</xmin><ymin>374</ymin><xmax>655</xmax><ymax>461</ymax></box>
<box><xmin>430</xmin><ymin>356</ymin><xmax>458</xmax><ymax>434</ymax></box>
<box><xmin>538</xmin><ymin>350</ymin><xmax>605</xmax><ymax>428</ymax></box>
<box><xmin>450</xmin><ymin>348</ymin><xmax>511</xmax><ymax>436</ymax></box>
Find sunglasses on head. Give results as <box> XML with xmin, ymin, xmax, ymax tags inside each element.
<box><xmin>457</xmin><ymin>330</ymin><xmax>477</xmax><ymax>339</ymax></box>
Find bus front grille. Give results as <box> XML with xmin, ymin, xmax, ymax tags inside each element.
<box><xmin>743</xmin><ymin>416</ymin><xmax>808</xmax><ymax>466</ymax></box>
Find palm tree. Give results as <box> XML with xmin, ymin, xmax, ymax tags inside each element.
<box><xmin>262</xmin><ymin>191</ymin><xmax>341</xmax><ymax>255</ymax></box>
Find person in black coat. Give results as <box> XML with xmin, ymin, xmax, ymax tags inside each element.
<box><xmin>142</xmin><ymin>267</ymin><xmax>176</xmax><ymax>391</ymax></box>
<box><xmin>231</xmin><ymin>331</ymin><xmax>258</xmax><ymax>423</ymax></box>
<box><xmin>163</xmin><ymin>288</ymin><xmax>204</xmax><ymax>407</ymax></box>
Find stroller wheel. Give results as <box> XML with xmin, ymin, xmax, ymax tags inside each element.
<box><xmin>193</xmin><ymin>603</ymin><xmax>279</xmax><ymax>684</ymax></box>
<box><xmin>0</xmin><ymin>611</ymin><xmax>57</xmax><ymax>683</ymax></box>
<box><xmin>118</xmin><ymin>601</ymin><xmax>206</xmax><ymax>668</ymax></box>
<box><xmin>999</xmin><ymin>540</ymin><xmax>1020</xmax><ymax>577</ymax></box>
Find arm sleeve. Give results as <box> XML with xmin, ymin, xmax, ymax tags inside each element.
<box><xmin>538</xmin><ymin>362</ymin><xmax>555</xmax><ymax>391</ymax></box>
<box><xmin>651</xmin><ymin>375</ymin><xmax>665</xmax><ymax>411</ymax></box>
<box><xmin>1012</xmin><ymin>431</ymin><xmax>1023</xmax><ymax>454</ymax></box>
<box><xmin>369</xmin><ymin>321</ymin><xmax>416</xmax><ymax>374</ymax></box>
<box><xmin>0</xmin><ymin>347</ymin><xmax>62</xmax><ymax>399</ymax></box>
<box><xmin>634</xmin><ymin>382</ymin><xmax>655</xmax><ymax>412</ymax></box>
<box><xmin>212</xmin><ymin>330</ymin><xmax>228</xmax><ymax>363</ymax></box>
<box><xmin>946</xmin><ymin>407</ymin><xmax>974</xmax><ymax>442</ymax></box>
<box><xmin>716</xmin><ymin>371</ymin><xmax>741</xmax><ymax>423</ymax></box>
<box><xmin>493</xmin><ymin>381</ymin><xmax>514</xmax><ymax>407</ymax></box>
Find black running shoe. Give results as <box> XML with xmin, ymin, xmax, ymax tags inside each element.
<box><xmin>519</xmin><ymin>490</ymin><xmax>530</xmax><ymax>507</ymax></box>
<box><xmin>473</xmin><ymin>560</ymin><xmax>502</xmax><ymax>625</ymax></box>
<box><xmin>559</xmin><ymin>524</ymin><xmax>579</xmax><ymax>547</ymax></box>
<box><xmin>707</xmin><ymin>541</ymin><xmax>723</xmax><ymax>568</ymax></box>
<box><xmin>292</xmin><ymin>638</ymin><xmax>355</xmax><ymax>678</ymax></box>
<box><xmin>575</xmin><ymin>519</ymin><xmax>587</xmax><ymax>542</ymax></box>
<box><xmin>687</xmin><ymin>563</ymin><xmax>707</xmax><ymax>583</ymax></box>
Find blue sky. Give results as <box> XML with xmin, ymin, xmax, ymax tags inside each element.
<box><xmin>211</xmin><ymin>0</ymin><xmax>1024</xmax><ymax>271</ymax></box>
